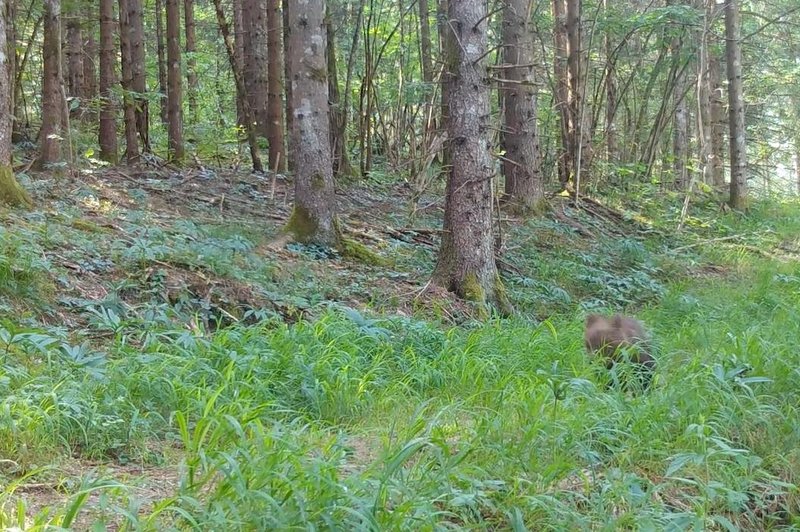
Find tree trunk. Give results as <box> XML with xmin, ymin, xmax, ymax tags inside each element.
<box><xmin>418</xmin><ymin>0</ymin><xmax>433</xmax><ymax>84</ymax></box>
<box><xmin>65</xmin><ymin>16</ymin><xmax>83</xmax><ymax>117</ymax></box>
<box><xmin>724</xmin><ymin>0</ymin><xmax>746</xmax><ymax>209</ymax></box>
<box><xmin>13</xmin><ymin>14</ymin><xmax>41</xmax><ymax>137</ymax></box>
<box><xmin>0</xmin><ymin>0</ymin><xmax>31</xmax><ymax>207</ymax></box>
<box><xmin>242</xmin><ymin>0</ymin><xmax>269</xmax><ymax>137</ymax></box>
<box><xmin>99</xmin><ymin>0</ymin><xmax>118</xmax><ymax>163</ymax></box>
<box><xmin>708</xmin><ymin>37</ymin><xmax>725</xmax><ymax>187</ymax></box>
<box><xmin>696</xmin><ymin>0</ymin><xmax>712</xmax><ymax>185</ymax></box>
<box><xmin>794</xmin><ymin>144</ymin><xmax>800</xmax><ymax>195</ymax></box>
<box><xmin>184</xmin><ymin>0</ymin><xmax>198</xmax><ymax>123</ymax></box>
<box><xmin>326</xmin><ymin>11</ymin><xmax>352</xmax><ymax>178</ymax></box>
<box><xmin>155</xmin><ymin>0</ymin><xmax>168</xmax><ymax>126</ymax></box>
<box><xmin>3</xmin><ymin>0</ymin><xmax>13</xmax><ymax>119</ymax></box>
<box><xmin>233</xmin><ymin>0</ymin><xmax>245</xmax><ymax>127</ymax></box>
<box><xmin>166</xmin><ymin>0</ymin><xmax>183</xmax><ymax>163</ymax></box>
<box><xmin>552</xmin><ymin>0</ymin><xmax>571</xmax><ymax>186</ymax></box>
<box><xmin>118</xmin><ymin>0</ymin><xmax>140</xmax><ymax>162</ymax></box>
<box><xmin>417</xmin><ymin>0</ymin><xmax>435</xmax><ymax>148</ymax></box>
<box><xmin>266</xmin><ymin>0</ymin><xmax>286</xmax><ymax>172</ymax></box>
<box><xmin>341</xmin><ymin>0</ymin><xmax>365</xmax><ymax>177</ymax></box>
<box><xmin>128</xmin><ymin>0</ymin><xmax>149</xmax><ymax>152</ymax></box>
<box><xmin>566</xmin><ymin>0</ymin><xmax>588</xmax><ymax>187</ymax></box>
<box><xmin>501</xmin><ymin>0</ymin><xmax>544</xmax><ymax>214</ymax></box>
<box><xmin>285</xmin><ymin>0</ymin><xmax>339</xmax><ymax>246</ymax></box>
<box><xmin>603</xmin><ymin>0</ymin><xmax>617</xmax><ymax>163</ymax></box>
<box><xmin>36</xmin><ymin>0</ymin><xmax>63</xmax><ymax>169</ymax></box>
<box><xmin>437</xmin><ymin>0</ymin><xmax>450</xmax><ymax>168</ymax></box>
<box><xmin>669</xmin><ymin>0</ymin><xmax>689</xmax><ymax>189</ymax></box>
<box><xmin>432</xmin><ymin>0</ymin><xmax>511</xmax><ymax>315</ymax></box>
<box><xmin>82</xmin><ymin>9</ymin><xmax>98</xmax><ymax>122</ymax></box>
<box><xmin>282</xmin><ymin>0</ymin><xmax>293</xmax><ymax>170</ymax></box>
<box><xmin>212</xmin><ymin>0</ymin><xmax>263</xmax><ymax>172</ymax></box>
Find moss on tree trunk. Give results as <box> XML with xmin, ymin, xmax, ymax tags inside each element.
<box><xmin>0</xmin><ymin>166</ymin><xmax>32</xmax><ymax>208</ymax></box>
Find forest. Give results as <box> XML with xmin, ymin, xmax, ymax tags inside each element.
<box><xmin>1</xmin><ymin>0</ymin><xmax>800</xmax><ymax>529</ymax></box>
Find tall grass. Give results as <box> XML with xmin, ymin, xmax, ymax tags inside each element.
<box><xmin>2</xmin><ymin>196</ymin><xmax>800</xmax><ymax>529</ymax></box>
<box><xmin>1</xmin><ymin>251</ymin><xmax>799</xmax><ymax>529</ymax></box>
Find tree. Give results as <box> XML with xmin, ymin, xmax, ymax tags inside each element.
<box><xmin>708</xmin><ymin>46</ymin><xmax>725</xmax><ymax>187</ymax></box>
<box><xmin>602</xmin><ymin>0</ymin><xmax>617</xmax><ymax>163</ymax></box>
<box><xmin>284</xmin><ymin>0</ymin><xmax>340</xmax><ymax>246</ymax></box>
<box><xmin>184</xmin><ymin>0</ymin><xmax>198</xmax><ymax>123</ymax></box>
<box><xmin>418</xmin><ymin>0</ymin><xmax>433</xmax><ymax>85</ymax></box>
<box><xmin>166</xmin><ymin>0</ymin><xmax>184</xmax><ymax>163</ymax></box>
<box><xmin>81</xmin><ymin>6</ymin><xmax>98</xmax><ymax>120</ymax></box>
<box><xmin>212</xmin><ymin>0</ymin><xmax>263</xmax><ymax>172</ymax></box>
<box><xmin>552</xmin><ymin>0</ymin><xmax>572</xmax><ymax>186</ymax></box>
<box><xmin>99</xmin><ymin>0</ymin><xmax>118</xmax><ymax>163</ymax></box>
<box><xmin>326</xmin><ymin>7</ymin><xmax>352</xmax><ymax>178</ymax></box>
<box><xmin>155</xmin><ymin>0</ymin><xmax>168</xmax><ymax>126</ymax></box>
<box><xmin>0</xmin><ymin>0</ymin><xmax>31</xmax><ymax>206</ymax></box>
<box><xmin>266</xmin><ymin>0</ymin><xmax>285</xmax><ymax>172</ymax></box>
<box><xmin>501</xmin><ymin>0</ymin><xmax>545</xmax><ymax>214</ymax></box>
<box><xmin>725</xmin><ymin>0</ymin><xmax>746</xmax><ymax>209</ymax></box>
<box><xmin>128</xmin><ymin>0</ymin><xmax>150</xmax><ymax>152</ymax></box>
<box><xmin>669</xmin><ymin>0</ymin><xmax>689</xmax><ymax>190</ymax></box>
<box><xmin>65</xmin><ymin>14</ymin><xmax>83</xmax><ymax>117</ymax></box>
<box><xmin>282</xmin><ymin>0</ymin><xmax>293</xmax><ymax>167</ymax></box>
<box><xmin>35</xmin><ymin>0</ymin><xmax>63</xmax><ymax>169</ymax></box>
<box><xmin>242</xmin><ymin>0</ymin><xmax>269</xmax><ymax>137</ymax></box>
<box><xmin>118</xmin><ymin>0</ymin><xmax>140</xmax><ymax>162</ymax></box>
<box><xmin>233</xmin><ymin>0</ymin><xmax>246</xmax><ymax>127</ymax></box>
<box><xmin>431</xmin><ymin>0</ymin><xmax>512</xmax><ymax>315</ymax></box>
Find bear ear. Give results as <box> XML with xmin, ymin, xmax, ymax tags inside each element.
<box><xmin>585</xmin><ymin>314</ymin><xmax>602</xmax><ymax>327</ymax></box>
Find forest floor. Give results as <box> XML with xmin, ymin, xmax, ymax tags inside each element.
<box><xmin>2</xmin><ymin>163</ymin><xmax>800</xmax><ymax>529</ymax></box>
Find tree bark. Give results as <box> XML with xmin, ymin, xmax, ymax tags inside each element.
<box><xmin>13</xmin><ymin>13</ymin><xmax>42</xmax><ymax>137</ymax></box>
<box><xmin>431</xmin><ymin>0</ymin><xmax>511</xmax><ymax>315</ymax></box>
<box><xmin>282</xmin><ymin>0</ymin><xmax>293</xmax><ymax>169</ymax></box>
<box><xmin>341</xmin><ymin>0</ymin><xmax>365</xmax><ymax>177</ymax></box>
<box><xmin>501</xmin><ymin>0</ymin><xmax>544</xmax><ymax>213</ymax></box>
<box><xmin>418</xmin><ymin>0</ymin><xmax>433</xmax><ymax>84</ymax></box>
<box><xmin>166</xmin><ymin>0</ymin><xmax>183</xmax><ymax>163</ymax></box>
<box><xmin>65</xmin><ymin>16</ymin><xmax>83</xmax><ymax>117</ymax></box>
<box><xmin>128</xmin><ymin>0</ymin><xmax>149</xmax><ymax>152</ymax></box>
<box><xmin>3</xmin><ymin>0</ymin><xmax>13</xmax><ymax>119</ymax></box>
<box><xmin>285</xmin><ymin>0</ymin><xmax>339</xmax><ymax>246</ymax></box>
<box><xmin>184</xmin><ymin>0</ymin><xmax>198</xmax><ymax>123</ymax></box>
<box><xmin>437</xmin><ymin>0</ymin><xmax>450</xmax><ymax>168</ymax></box>
<box><xmin>36</xmin><ymin>0</ymin><xmax>63</xmax><ymax>169</ymax></box>
<box><xmin>155</xmin><ymin>0</ymin><xmax>168</xmax><ymax>126</ymax></box>
<box><xmin>326</xmin><ymin>10</ymin><xmax>352</xmax><ymax>178</ymax></box>
<box><xmin>242</xmin><ymin>0</ymin><xmax>269</xmax><ymax>137</ymax></box>
<box><xmin>794</xmin><ymin>144</ymin><xmax>800</xmax><ymax>195</ymax></box>
<box><xmin>233</xmin><ymin>0</ymin><xmax>245</xmax><ymax>127</ymax></box>
<box><xmin>118</xmin><ymin>0</ymin><xmax>140</xmax><ymax>162</ymax></box>
<box><xmin>99</xmin><ymin>0</ymin><xmax>118</xmax><ymax>163</ymax></box>
<box><xmin>552</xmin><ymin>0</ymin><xmax>572</xmax><ymax>186</ymax></box>
<box><xmin>669</xmin><ymin>0</ymin><xmax>689</xmax><ymax>189</ymax></box>
<box><xmin>603</xmin><ymin>0</ymin><xmax>617</xmax><ymax>163</ymax></box>
<box><xmin>0</xmin><ymin>0</ymin><xmax>31</xmax><ymax>207</ymax></box>
<box><xmin>82</xmin><ymin>10</ymin><xmax>97</xmax><ymax>99</ymax></box>
<box><xmin>697</xmin><ymin>0</ymin><xmax>712</xmax><ymax>185</ymax></box>
<box><xmin>724</xmin><ymin>0</ymin><xmax>746</xmax><ymax>209</ymax></box>
<box><xmin>266</xmin><ymin>0</ymin><xmax>286</xmax><ymax>172</ymax></box>
<box><xmin>708</xmin><ymin>35</ymin><xmax>725</xmax><ymax>187</ymax></box>
<box><xmin>212</xmin><ymin>0</ymin><xmax>263</xmax><ymax>172</ymax></box>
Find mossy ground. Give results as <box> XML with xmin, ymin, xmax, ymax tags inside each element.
<box><xmin>0</xmin><ymin>166</ymin><xmax>32</xmax><ymax>208</ymax></box>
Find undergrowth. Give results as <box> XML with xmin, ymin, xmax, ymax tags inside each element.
<box><xmin>1</xmin><ymin>180</ymin><xmax>800</xmax><ymax>529</ymax></box>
